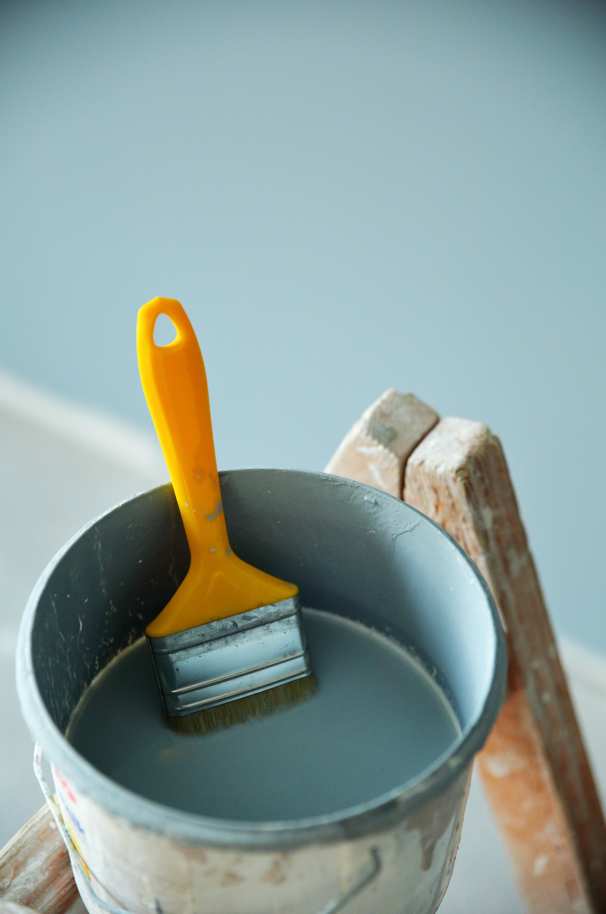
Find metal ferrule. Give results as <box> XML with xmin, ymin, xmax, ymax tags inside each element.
<box><xmin>146</xmin><ymin>595</ymin><xmax>311</xmax><ymax>717</ymax></box>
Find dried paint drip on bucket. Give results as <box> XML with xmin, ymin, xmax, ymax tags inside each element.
<box><xmin>67</xmin><ymin>608</ymin><xmax>461</xmax><ymax>821</ymax></box>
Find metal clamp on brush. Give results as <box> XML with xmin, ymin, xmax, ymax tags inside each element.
<box><xmin>148</xmin><ymin>596</ymin><xmax>312</xmax><ymax>724</ymax></box>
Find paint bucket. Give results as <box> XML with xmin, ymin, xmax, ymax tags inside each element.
<box><xmin>17</xmin><ymin>469</ymin><xmax>506</xmax><ymax>914</ymax></box>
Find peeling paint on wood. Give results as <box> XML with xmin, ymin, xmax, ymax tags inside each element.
<box><xmin>0</xmin><ymin>804</ymin><xmax>78</xmax><ymax>914</ymax></box>
<box><xmin>325</xmin><ymin>390</ymin><xmax>438</xmax><ymax>498</ymax></box>
<box><xmin>0</xmin><ymin>902</ymin><xmax>44</xmax><ymax>914</ymax></box>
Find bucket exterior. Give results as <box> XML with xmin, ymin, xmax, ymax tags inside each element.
<box><xmin>55</xmin><ymin>765</ymin><xmax>471</xmax><ymax>914</ymax></box>
<box><xmin>17</xmin><ymin>470</ymin><xmax>506</xmax><ymax>914</ymax></box>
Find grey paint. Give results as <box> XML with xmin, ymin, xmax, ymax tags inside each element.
<box><xmin>2</xmin><ymin>0</ymin><xmax>606</xmax><ymax>650</ymax></box>
<box><xmin>16</xmin><ymin>470</ymin><xmax>506</xmax><ymax>848</ymax></box>
<box><xmin>66</xmin><ymin>611</ymin><xmax>460</xmax><ymax>821</ymax></box>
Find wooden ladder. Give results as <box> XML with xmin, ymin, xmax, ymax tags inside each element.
<box><xmin>327</xmin><ymin>390</ymin><xmax>606</xmax><ymax>914</ymax></box>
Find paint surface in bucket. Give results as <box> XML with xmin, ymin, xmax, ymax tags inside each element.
<box><xmin>67</xmin><ymin>609</ymin><xmax>460</xmax><ymax>821</ymax></box>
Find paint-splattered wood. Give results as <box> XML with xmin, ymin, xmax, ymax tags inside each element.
<box><xmin>327</xmin><ymin>398</ymin><xmax>606</xmax><ymax>912</ymax></box>
<box><xmin>325</xmin><ymin>389</ymin><xmax>438</xmax><ymax>498</ymax></box>
<box><xmin>0</xmin><ymin>902</ymin><xmax>44</xmax><ymax>914</ymax></box>
<box><xmin>0</xmin><ymin>804</ymin><xmax>77</xmax><ymax>914</ymax></box>
<box><xmin>404</xmin><ymin>417</ymin><xmax>606</xmax><ymax>914</ymax></box>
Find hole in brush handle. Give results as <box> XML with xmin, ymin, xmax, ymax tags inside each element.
<box><xmin>153</xmin><ymin>312</ymin><xmax>178</xmax><ymax>347</ymax></box>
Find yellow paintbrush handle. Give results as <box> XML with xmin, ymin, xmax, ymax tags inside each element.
<box><xmin>137</xmin><ymin>297</ymin><xmax>226</xmax><ymax>556</ymax></box>
<box><xmin>137</xmin><ymin>297</ymin><xmax>296</xmax><ymax>638</ymax></box>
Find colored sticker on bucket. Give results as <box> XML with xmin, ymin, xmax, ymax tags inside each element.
<box><xmin>54</xmin><ymin>767</ymin><xmax>77</xmax><ymax>806</ymax></box>
<box><xmin>53</xmin><ymin>768</ymin><xmax>90</xmax><ymax>878</ymax></box>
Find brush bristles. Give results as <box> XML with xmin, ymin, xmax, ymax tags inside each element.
<box><xmin>168</xmin><ymin>674</ymin><xmax>317</xmax><ymax>736</ymax></box>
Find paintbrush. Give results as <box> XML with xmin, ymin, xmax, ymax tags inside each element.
<box><xmin>137</xmin><ymin>297</ymin><xmax>315</xmax><ymax>735</ymax></box>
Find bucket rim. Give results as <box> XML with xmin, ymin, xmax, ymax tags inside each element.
<box><xmin>16</xmin><ymin>468</ymin><xmax>507</xmax><ymax>850</ymax></box>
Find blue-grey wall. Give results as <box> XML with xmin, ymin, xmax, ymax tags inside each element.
<box><xmin>1</xmin><ymin>0</ymin><xmax>606</xmax><ymax>648</ymax></box>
